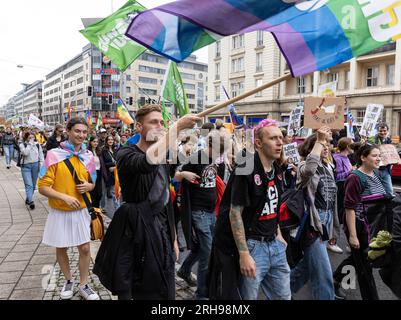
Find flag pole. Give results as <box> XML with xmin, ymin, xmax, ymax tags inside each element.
<box><xmin>198</xmin><ymin>73</ymin><xmax>292</xmax><ymax>118</ymax></box>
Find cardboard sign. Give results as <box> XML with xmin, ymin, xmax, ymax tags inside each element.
<box><xmin>379</xmin><ymin>144</ymin><xmax>401</xmax><ymax>166</ymax></box>
<box><xmin>304</xmin><ymin>96</ymin><xmax>345</xmax><ymax>130</ymax></box>
<box><xmin>283</xmin><ymin>143</ymin><xmax>301</xmax><ymax>165</ymax></box>
<box><xmin>318</xmin><ymin>81</ymin><xmax>337</xmax><ymax>97</ymax></box>
<box><xmin>360</xmin><ymin>104</ymin><xmax>384</xmax><ymax>137</ymax></box>
<box><xmin>288</xmin><ymin>105</ymin><xmax>303</xmax><ymax>136</ymax></box>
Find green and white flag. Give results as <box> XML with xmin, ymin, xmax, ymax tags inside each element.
<box><xmin>161</xmin><ymin>61</ymin><xmax>189</xmax><ymax>117</ymax></box>
<box><xmin>80</xmin><ymin>0</ymin><xmax>146</xmax><ymax>71</ymax></box>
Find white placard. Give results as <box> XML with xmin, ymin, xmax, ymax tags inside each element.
<box><xmin>318</xmin><ymin>81</ymin><xmax>337</xmax><ymax>97</ymax></box>
<box><xmin>283</xmin><ymin>143</ymin><xmax>301</xmax><ymax>165</ymax></box>
<box><xmin>27</xmin><ymin>114</ymin><xmax>45</xmax><ymax>130</ymax></box>
<box><xmin>359</xmin><ymin>104</ymin><xmax>384</xmax><ymax>137</ymax></box>
<box><xmin>287</xmin><ymin>105</ymin><xmax>303</xmax><ymax>136</ymax></box>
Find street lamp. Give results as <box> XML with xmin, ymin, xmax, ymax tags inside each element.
<box><xmin>21</xmin><ymin>83</ymin><xmax>29</xmax><ymax>124</ymax></box>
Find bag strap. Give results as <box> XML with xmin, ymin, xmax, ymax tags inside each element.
<box><xmin>63</xmin><ymin>158</ymin><xmax>92</xmax><ymax>211</ymax></box>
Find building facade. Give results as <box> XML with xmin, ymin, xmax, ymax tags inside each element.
<box><xmin>207</xmin><ymin>32</ymin><xmax>401</xmax><ymax>136</ymax></box>
<box><xmin>13</xmin><ymin>81</ymin><xmax>43</xmax><ymax>120</ymax></box>
<box><xmin>124</xmin><ymin>51</ymin><xmax>208</xmax><ymax>114</ymax></box>
<box><xmin>42</xmin><ymin>44</ymin><xmax>208</xmax><ymax>126</ymax></box>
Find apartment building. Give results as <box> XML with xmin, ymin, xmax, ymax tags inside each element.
<box><xmin>207</xmin><ymin>32</ymin><xmax>401</xmax><ymax>136</ymax></box>
<box><xmin>124</xmin><ymin>51</ymin><xmax>208</xmax><ymax>114</ymax></box>
<box><xmin>13</xmin><ymin>80</ymin><xmax>43</xmax><ymax>120</ymax></box>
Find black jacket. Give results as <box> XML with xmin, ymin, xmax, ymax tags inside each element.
<box><xmin>102</xmin><ymin>148</ymin><xmax>116</xmax><ymax>186</ymax></box>
<box><xmin>209</xmin><ymin>151</ymin><xmax>284</xmax><ymax>299</ymax></box>
<box><xmin>379</xmin><ymin>195</ymin><xmax>401</xmax><ymax>298</ymax></box>
<box><xmin>46</xmin><ymin>135</ymin><xmax>65</xmax><ymax>151</ymax></box>
<box><xmin>1</xmin><ymin>132</ymin><xmax>15</xmax><ymax>146</ymax></box>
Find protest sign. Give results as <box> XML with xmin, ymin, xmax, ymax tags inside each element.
<box><xmin>288</xmin><ymin>105</ymin><xmax>303</xmax><ymax>136</ymax></box>
<box><xmin>318</xmin><ymin>81</ymin><xmax>337</xmax><ymax>97</ymax></box>
<box><xmin>283</xmin><ymin>143</ymin><xmax>301</xmax><ymax>165</ymax></box>
<box><xmin>28</xmin><ymin>114</ymin><xmax>45</xmax><ymax>130</ymax></box>
<box><xmin>359</xmin><ymin>104</ymin><xmax>384</xmax><ymax>137</ymax></box>
<box><xmin>304</xmin><ymin>97</ymin><xmax>345</xmax><ymax>130</ymax></box>
<box><xmin>379</xmin><ymin>144</ymin><xmax>401</xmax><ymax>166</ymax></box>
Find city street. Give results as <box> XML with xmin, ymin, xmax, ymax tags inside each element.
<box><xmin>0</xmin><ymin>155</ymin><xmax>398</xmax><ymax>300</ymax></box>
<box><xmin>0</xmin><ymin>158</ymin><xmax>195</xmax><ymax>300</ymax></box>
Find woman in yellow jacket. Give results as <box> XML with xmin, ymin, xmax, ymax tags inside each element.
<box><xmin>38</xmin><ymin>117</ymin><xmax>99</xmax><ymax>300</ymax></box>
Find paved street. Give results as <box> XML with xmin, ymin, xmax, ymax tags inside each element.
<box><xmin>0</xmin><ymin>156</ymin><xmax>398</xmax><ymax>300</ymax></box>
<box><xmin>0</xmin><ymin>158</ymin><xmax>195</xmax><ymax>300</ymax></box>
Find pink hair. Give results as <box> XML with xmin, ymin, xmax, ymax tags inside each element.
<box><xmin>252</xmin><ymin>119</ymin><xmax>278</xmax><ymax>142</ymax></box>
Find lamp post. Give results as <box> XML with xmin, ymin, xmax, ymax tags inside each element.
<box><xmin>21</xmin><ymin>83</ymin><xmax>29</xmax><ymax>124</ymax></box>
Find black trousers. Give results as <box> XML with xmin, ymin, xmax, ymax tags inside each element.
<box><xmin>333</xmin><ymin>218</ymin><xmax>379</xmax><ymax>300</ymax></box>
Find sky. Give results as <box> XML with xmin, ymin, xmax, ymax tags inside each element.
<box><xmin>0</xmin><ymin>0</ymin><xmax>208</xmax><ymax>107</ymax></box>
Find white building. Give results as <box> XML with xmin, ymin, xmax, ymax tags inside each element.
<box><xmin>207</xmin><ymin>32</ymin><xmax>401</xmax><ymax>136</ymax></box>
<box><xmin>13</xmin><ymin>81</ymin><xmax>43</xmax><ymax>120</ymax></box>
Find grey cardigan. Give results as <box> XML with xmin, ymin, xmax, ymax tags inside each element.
<box><xmin>19</xmin><ymin>142</ymin><xmax>44</xmax><ymax>165</ymax></box>
<box><xmin>296</xmin><ymin>153</ymin><xmax>340</xmax><ymax>240</ymax></box>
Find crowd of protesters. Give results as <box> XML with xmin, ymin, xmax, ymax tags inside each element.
<box><xmin>0</xmin><ymin>109</ymin><xmax>400</xmax><ymax>301</ymax></box>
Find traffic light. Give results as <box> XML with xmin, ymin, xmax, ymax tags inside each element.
<box><xmin>129</xmin><ymin>97</ymin><xmax>133</xmax><ymax>105</ymax></box>
<box><xmin>108</xmin><ymin>94</ymin><xmax>113</xmax><ymax>105</ymax></box>
<box><xmin>87</xmin><ymin>86</ymin><xmax>92</xmax><ymax>97</ymax></box>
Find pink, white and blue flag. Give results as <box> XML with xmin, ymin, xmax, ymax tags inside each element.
<box><xmin>125</xmin><ymin>0</ymin><xmax>401</xmax><ymax>77</ymax></box>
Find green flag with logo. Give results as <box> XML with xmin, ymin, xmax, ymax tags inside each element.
<box><xmin>80</xmin><ymin>0</ymin><xmax>146</xmax><ymax>71</ymax></box>
<box><xmin>162</xmin><ymin>61</ymin><xmax>189</xmax><ymax>117</ymax></box>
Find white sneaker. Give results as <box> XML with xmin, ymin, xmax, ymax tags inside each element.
<box><xmin>60</xmin><ymin>280</ymin><xmax>75</xmax><ymax>300</ymax></box>
<box><xmin>327</xmin><ymin>244</ymin><xmax>344</xmax><ymax>254</ymax></box>
<box><xmin>79</xmin><ymin>284</ymin><xmax>100</xmax><ymax>300</ymax></box>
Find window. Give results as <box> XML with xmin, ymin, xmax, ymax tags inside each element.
<box><xmin>215</xmin><ymin>41</ymin><xmax>221</xmax><ymax>58</ymax></box>
<box><xmin>215</xmin><ymin>85</ymin><xmax>220</xmax><ymax>101</ymax></box>
<box><xmin>181</xmin><ymin>72</ymin><xmax>195</xmax><ymax>80</ymax></box>
<box><xmin>70</xmin><ymin>80</ymin><xmax>76</xmax><ymax>87</ymax></box>
<box><xmin>139</xmin><ymin>76</ymin><xmax>158</xmax><ymax>84</ymax></box>
<box><xmin>345</xmin><ymin>70</ymin><xmax>350</xmax><ymax>89</ymax></box>
<box><xmin>142</xmin><ymin>88</ymin><xmax>157</xmax><ymax>95</ymax></box>
<box><xmin>126</xmin><ymin>74</ymin><xmax>131</xmax><ymax>81</ymax></box>
<box><xmin>77</xmin><ymin>88</ymin><xmax>83</xmax><ymax>95</ymax></box>
<box><xmin>231</xmin><ymin>57</ymin><xmax>244</xmax><ymax>72</ymax></box>
<box><xmin>256</xmin><ymin>31</ymin><xmax>264</xmax><ymax>46</ymax></box>
<box><xmin>255</xmin><ymin>79</ymin><xmax>263</xmax><ymax>97</ymax></box>
<box><xmin>64</xmin><ymin>92</ymin><xmax>69</xmax><ymax>99</ymax></box>
<box><xmin>327</xmin><ymin>73</ymin><xmax>338</xmax><ymax>83</ymax></box>
<box><xmin>77</xmin><ymin>77</ymin><xmax>83</xmax><ymax>85</ymax></box>
<box><xmin>357</xmin><ymin>110</ymin><xmax>366</xmax><ymax>123</ymax></box>
<box><xmin>138</xmin><ymin>65</ymin><xmax>166</xmax><ymax>74</ymax></box>
<box><xmin>186</xmin><ymin>93</ymin><xmax>195</xmax><ymax>99</ymax></box>
<box><xmin>126</xmin><ymin>86</ymin><xmax>131</xmax><ymax>93</ymax></box>
<box><xmin>64</xmin><ymin>83</ymin><xmax>69</xmax><ymax>89</ymax></box>
<box><xmin>183</xmin><ymin>83</ymin><xmax>195</xmax><ymax>90</ymax></box>
<box><xmin>297</xmin><ymin>77</ymin><xmax>306</xmax><ymax>94</ymax></box>
<box><xmin>215</xmin><ymin>63</ymin><xmax>220</xmax><ymax>80</ymax></box>
<box><xmin>231</xmin><ymin>82</ymin><xmax>244</xmax><ymax>97</ymax></box>
<box><xmin>366</xmin><ymin>66</ymin><xmax>378</xmax><ymax>87</ymax></box>
<box><xmin>232</xmin><ymin>34</ymin><xmax>244</xmax><ymax>49</ymax></box>
<box><xmin>387</xmin><ymin>64</ymin><xmax>395</xmax><ymax>86</ymax></box>
<box><xmin>256</xmin><ymin>53</ymin><xmax>263</xmax><ymax>72</ymax></box>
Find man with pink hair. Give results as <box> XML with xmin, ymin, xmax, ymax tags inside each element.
<box><xmin>209</xmin><ymin>119</ymin><xmax>291</xmax><ymax>300</ymax></box>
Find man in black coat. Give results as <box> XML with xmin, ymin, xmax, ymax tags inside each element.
<box><xmin>93</xmin><ymin>104</ymin><xmax>199</xmax><ymax>300</ymax></box>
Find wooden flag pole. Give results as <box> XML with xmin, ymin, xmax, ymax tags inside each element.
<box><xmin>198</xmin><ymin>73</ymin><xmax>292</xmax><ymax>118</ymax></box>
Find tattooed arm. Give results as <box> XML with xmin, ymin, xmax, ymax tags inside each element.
<box><xmin>229</xmin><ymin>205</ymin><xmax>256</xmax><ymax>278</ymax></box>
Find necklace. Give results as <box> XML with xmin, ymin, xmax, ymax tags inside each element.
<box><xmin>266</xmin><ymin>166</ymin><xmax>275</xmax><ymax>180</ymax></box>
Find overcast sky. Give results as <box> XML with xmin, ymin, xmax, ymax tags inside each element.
<box><xmin>0</xmin><ymin>0</ymin><xmax>208</xmax><ymax>106</ymax></box>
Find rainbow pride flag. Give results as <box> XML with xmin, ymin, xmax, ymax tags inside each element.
<box><xmin>116</xmin><ymin>98</ymin><xmax>134</xmax><ymax>125</ymax></box>
<box><xmin>126</xmin><ymin>0</ymin><xmax>401</xmax><ymax>76</ymax></box>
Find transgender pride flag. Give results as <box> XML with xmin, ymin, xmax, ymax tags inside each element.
<box><xmin>126</xmin><ymin>0</ymin><xmax>401</xmax><ymax>76</ymax></box>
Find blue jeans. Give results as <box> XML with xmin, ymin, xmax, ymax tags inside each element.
<box><xmin>290</xmin><ymin>209</ymin><xmax>335</xmax><ymax>300</ymax></box>
<box><xmin>3</xmin><ymin>144</ymin><xmax>14</xmax><ymax>166</ymax></box>
<box><xmin>239</xmin><ymin>238</ymin><xmax>291</xmax><ymax>300</ymax></box>
<box><xmin>179</xmin><ymin>249</ymin><xmax>199</xmax><ymax>277</ymax></box>
<box><xmin>21</xmin><ymin>162</ymin><xmax>40</xmax><ymax>203</ymax></box>
<box><xmin>191</xmin><ymin>209</ymin><xmax>216</xmax><ymax>299</ymax></box>
<box><xmin>378</xmin><ymin>167</ymin><xmax>393</xmax><ymax>196</ymax></box>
